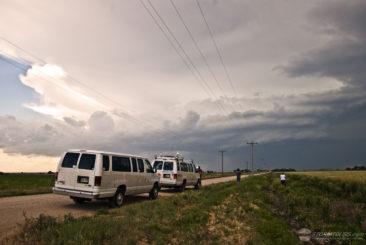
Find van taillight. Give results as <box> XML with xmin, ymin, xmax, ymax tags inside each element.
<box><xmin>174</xmin><ymin>174</ymin><xmax>177</xmax><ymax>179</ymax></box>
<box><xmin>94</xmin><ymin>176</ymin><xmax>102</xmax><ymax>186</ymax></box>
<box><xmin>55</xmin><ymin>172</ymin><xmax>58</xmax><ymax>181</ymax></box>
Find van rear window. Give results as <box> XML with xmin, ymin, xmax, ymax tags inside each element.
<box><xmin>163</xmin><ymin>162</ymin><xmax>173</xmax><ymax>171</ymax></box>
<box><xmin>153</xmin><ymin>161</ymin><xmax>163</xmax><ymax>171</ymax></box>
<box><xmin>78</xmin><ymin>154</ymin><xmax>96</xmax><ymax>170</ymax></box>
<box><xmin>61</xmin><ymin>153</ymin><xmax>80</xmax><ymax>168</ymax></box>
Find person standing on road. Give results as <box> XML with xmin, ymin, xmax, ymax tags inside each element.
<box><xmin>197</xmin><ymin>166</ymin><xmax>203</xmax><ymax>185</ymax></box>
<box><xmin>280</xmin><ymin>173</ymin><xmax>286</xmax><ymax>186</ymax></box>
<box><xmin>236</xmin><ymin>168</ymin><xmax>241</xmax><ymax>183</ymax></box>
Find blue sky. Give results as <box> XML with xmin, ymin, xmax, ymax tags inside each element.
<box><xmin>0</xmin><ymin>55</ymin><xmax>39</xmax><ymax>118</ymax></box>
<box><xmin>0</xmin><ymin>0</ymin><xmax>365</xmax><ymax>172</ymax></box>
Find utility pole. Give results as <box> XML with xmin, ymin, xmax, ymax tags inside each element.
<box><xmin>247</xmin><ymin>142</ymin><xmax>258</xmax><ymax>175</ymax></box>
<box><xmin>219</xmin><ymin>150</ymin><xmax>226</xmax><ymax>176</ymax></box>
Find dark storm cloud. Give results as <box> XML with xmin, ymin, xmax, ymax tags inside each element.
<box><xmin>280</xmin><ymin>0</ymin><xmax>366</xmax><ymax>88</ymax></box>
<box><xmin>265</xmin><ymin>0</ymin><xmax>366</xmax><ymax>169</ymax></box>
<box><xmin>277</xmin><ymin>0</ymin><xmax>366</xmax><ymax>142</ymax></box>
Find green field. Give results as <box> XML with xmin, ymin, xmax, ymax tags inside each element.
<box><xmin>0</xmin><ymin>174</ymin><xmax>54</xmax><ymax>197</ymax></box>
<box><xmin>0</xmin><ymin>172</ymin><xmax>237</xmax><ymax>198</ymax></box>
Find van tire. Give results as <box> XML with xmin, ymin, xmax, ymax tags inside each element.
<box><xmin>179</xmin><ymin>181</ymin><xmax>186</xmax><ymax>192</ymax></box>
<box><xmin>149</xmin><ymin>184</ymin><xmax>159</xmax><ymax>200</ymax></box>
<box><xmin>194</xmin><ymin>179</ymin><xmax>201</xmax><ymax>189</ymax></box>
<box><xmin>72</xmin><ymin>197</ymin><xmax>85</xmax><ymax>204</ymax></box>
<box><xmin>111</xmin><ymin>189</ymin><xmax>124</xmax><ymax>208</ymax></box>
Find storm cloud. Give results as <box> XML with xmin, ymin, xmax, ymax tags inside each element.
<box><xmin>1</xmin><ymin>0</ymin><xmax>366</xmax><ymax>171</ymax></box>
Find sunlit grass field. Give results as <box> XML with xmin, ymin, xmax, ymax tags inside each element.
<box><xmin>287</xmin><ymin>171</ymin><xmax>366</xmax><ymax>183</ymax></box>
<box><xmin>0</xmin><ymin>174</ymin><xmax>54</xmax><ymax>197</ymax></box>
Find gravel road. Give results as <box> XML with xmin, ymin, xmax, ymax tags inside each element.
<box><xmin>0</xmin><ymin>174</ymin><xmax>254</xmax><ymax>237</ymax></box>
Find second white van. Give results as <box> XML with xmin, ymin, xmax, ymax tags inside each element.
<box><xmin>152</xmin><ymin>154</ymin><xmax>200</xmax><ymax>191</ymax></box>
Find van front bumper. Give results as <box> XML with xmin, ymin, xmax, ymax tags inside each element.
<box><xmin>53</xmin><ymin>187</ymin><xmax>100</xmax><ymax>199</ymax></box>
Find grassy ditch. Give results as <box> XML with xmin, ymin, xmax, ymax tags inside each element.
<box><xmin>271</xmin><ymin>173</ymin><xmax>366</xmax><ymax>244</ymax></box>
<box><xmin>3</xmin><ymin>173</ymin><xmax>299</xmax><ymax>245</ymax></box>
<box><xmin>0</xmin><ymin>174</ymin><xmax>54</xmax><ymax>197</ymax></box>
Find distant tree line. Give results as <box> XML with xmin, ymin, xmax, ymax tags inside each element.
<box><xmin>272</xmin><ymin>168</ymin><xmax>296</xmax><ymax>172</ymax></box>
<box><xmin>345</xmin><ymin>165</ymin><xmax>366</xmax><ymax>170</ymax></box>
<box><xmin>232</xmin><ymin>169</ymin><xmax>251</xmax><ymax>173</ymax></box>
<box><xmin>0</xmin><ymin>171</ymin><xmax>54</xmax><ymax>175</ymax></box>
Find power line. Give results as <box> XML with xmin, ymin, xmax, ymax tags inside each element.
<box><xmin>169</xmin><ymin>0</ymin><xmax>238</xmax><ymax>114</ymax></box>
<box><xmin>195</xmin><ymin>0</ymin><xmax>239</xmax><ymax>97</ymax></box>
<box><xmin>141</xmin><ymin>0</ymin><xmax>227</xmax><ymax>114</ymax></box>
<box><xmin>169</xmin><ymin>0</ymin><xmax>227</xmax><ymax>98</ymax></box>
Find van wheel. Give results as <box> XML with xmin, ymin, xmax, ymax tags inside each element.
<box><xmin>72</xmin><ymin>197</ymin><xmax>85</xmax><ymax>204</ymax></box>
<box><xmin>179</xmin><ymin>181</ymin><xmax>186</xmax><ymax>192</ymax></box>
<box><xmin>149</xmin><ymin>185</ymin><xmax>159</xmax><ymax>200</ymax></box>
<box><xmin>194</xmin><ymin>180</ymin><xmax>201</xmax><ymax>189</ymax></box>
<box><xmin>111</xmin><ymin>189</ymin><xmax>124</xmax><ymax>207</ymax></box>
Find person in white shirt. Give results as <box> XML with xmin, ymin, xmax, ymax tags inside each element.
<box><xmin>280</xmin><ymin>173</ymin><xmax>286</xmax><ymax>186</ymax></box>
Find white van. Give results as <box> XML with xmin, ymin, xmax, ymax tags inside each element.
<box><xmin>53</xmin><ymin>149</ymin><xmax>159</xmax><ymax>207</ymax></box>
<box><xmin>152</xmin><ymin>155</ymin><xmax>200</xmax><ymax>191</ymax></box>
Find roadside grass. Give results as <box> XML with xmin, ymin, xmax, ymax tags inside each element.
<box><xmin>3</xmin><ymin>173</ymin><xmax>300</xmax><ymax>245</ymax></box>
<box><xmin>0</xmin><ymin>174</ymin><xmax>54</xmax><ymax>197</ymax></box>
<box><xmin>271</xmin><ymin>172</ymin><xmax>366</xmax><ymax>244</ymax></box>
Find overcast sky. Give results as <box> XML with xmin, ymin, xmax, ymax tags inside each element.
<box><xmin>0</xmin><ymin>0</ymin><xmax>365</xmax><ymax>172</ymax></box>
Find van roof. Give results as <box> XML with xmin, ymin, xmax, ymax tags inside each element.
<box><xmin>66</xmin><ymin>149</ymin><xmax>146</xmax><ymax>159</ymax></box>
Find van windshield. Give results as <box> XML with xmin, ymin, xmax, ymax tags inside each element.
<box><xmin>153</xmin><ymin>161</ymin><xmax>163</xmax><ymax>171</ymax></box>
<box><xmin>163</xmin><ymin>162</ymin><xmax>173</xmax><ymax>171</ymax></box>
<box><xmin>78</xmin><ymin>154</ymin><xmax>96</xmax><ymax>170</ymax></box>
<box><xmin>61</xmin><ymin>153</ymin><xmax>79</xmax><ymax>168</ymax></box>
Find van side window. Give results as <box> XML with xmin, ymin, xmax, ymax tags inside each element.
<box><xmin>61</xmin><ymin>153</ymin><xmax>79</xmax><ymax>168</ymax></box>
<box><xmin>137</xmin><ymin>159</ymin><xmax>144</xmax><ymax>172</ymax></box>
<box><xmin>78</xmin><ymin>154</ymin><xmax>96</xmax><ymax>170</ymax></box>
<box><xmin>163</xmin><ymin>162</ymin><xmax>173</xmax><ymax>171</ymax></box>
<box><xmin>181</xmin><ymin>162</ymin><xmax>188</xmax><ymax>172</ymax></box>
<box><xmin>177</xmin><ymin>162</ymin><xmax>181</xmax><ymax>171</ymax></box>
<box><xmin>112</xmin><ymin>156</ymin><xmax>131</xmax><ymax>172</ymax></box>
<box><xmin>102</xmin><ymin>155</ymin><xmax>110</xmax><ymax>171</ymax></box>
<box><xmin>192</xmin><ymin>164</ymin><xmax>196</xmax><ymax>172</ymax></box>
<box><xmin>144</xmin><ymin>159</ymin><xmax>153</xmax><ymax>173</ymax></box>
<box><xmin>131</xmin><ymin>158</ymin><xmax>138</xmax><ymax>172</ymax></box>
